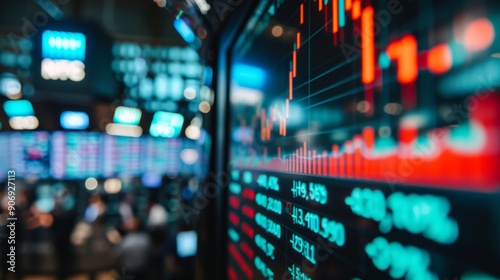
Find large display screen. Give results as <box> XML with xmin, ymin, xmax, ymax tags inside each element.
<box><xmin>51</xmin><ymin>131</ymin><xmax>102</xmax><ymax>179</ymax></box>
<box><xmin>225</xmin><ymin>0</ymin><xmax>500</xmax><ymax>279</ymax></box>
<box><xmin>9</xmin><ymin>132</ymin><xmax>51</xmax><ymax>179</ymax></box>
<box><xmin>0</xmin><ymin>132</ymin><xmax>200</xmax><ymax>180</ymax></box>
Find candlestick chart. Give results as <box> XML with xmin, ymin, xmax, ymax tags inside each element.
<box><xmin>225</xmin><ymin>0</ymin><xmax>500</xmax><ymax>279</ymax></box>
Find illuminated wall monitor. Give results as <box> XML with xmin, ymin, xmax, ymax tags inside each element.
<box><xmin>41</xmin><ymin>30</ymin><xmax>86</xmax><ymax>82</ymax></box>
<box><xmin>150</xmin><ymin>111</ymin><xmax>184</xmax><ymax>138</ymax></box>
<box><xmin>222</xmin><ymin>0</ymin><xmax>500</xmax><ymax>279</ymax></box>
<box><xmin>113</xmin><ymin>106</ymin><xmax>142</xmax><ymax>126</ymax></box>
<box><xmin>60</xmin><ymin>111</ymin><xmax>89</xmax><ymax>130</ymax></box>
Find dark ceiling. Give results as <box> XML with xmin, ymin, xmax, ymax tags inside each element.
<box><xmin>0</xmin><ymin>0</ymin><xmax>185</xmax><ymax>45</ymax></box>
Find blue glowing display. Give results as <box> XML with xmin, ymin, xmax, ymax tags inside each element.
<box><xmin>141</xmin><ymin>172</ymin><xmax>162</xmax><ymax>188</ymax></box>
<box><xmin>113</xmin><ymin>106</ymin><xmax>142</xmax><ymax>125</ymax></box>
<box><xmin>60</xmin><ymin>111</ymin><xmax>89</xmax><ymax>130</ymax></box>
<box><xmin>42</xmin><ymin>30</ymin><xmax>86</xmax><ymax>61</ymax></box>
<box><xmin>3</xmin><ymin>100</ymin><xmax>35</xmax><ymax>117</ymax></box>
<box><xmin>174</xmin><ymin>19</ymin><xmax>196</xmax><ymax>44</ymax></box>
<box><xmin>176</xmin><ymin>230</ymin><xmax>198</xmax><ymax>258</ymax></box>
<box><xmin>233</xmin><ymin>64</ymin><xmax>266</xmax><ymax>88</ymax></box>
<box><xmin>149</xmin><ymin>111</ymin><xmax>184</xmax><ymax>138</ymax></box>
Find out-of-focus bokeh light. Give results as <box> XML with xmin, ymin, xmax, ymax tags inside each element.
<box><xmin>180</xmin><ymin>149</ymin><xmax>200</xmax><ymax>165</ymax></box>
<box><xmin>198</xmin><ymin>101</ymin><xmax>211</xmax><ymax>113</ymax></box>
<box><xmin>185</xmin><ymin>125</ymin><xmax>201</xmax><ymax>140</ymax></box>
<box><xmin>462</xmin><ymin>18</ymin><xmax>495</xmax><ymax>52</ymax></box>
<box><xmin>9</xmin><ymin>116</ymin><xmax>39</xmax><ymax>130</ymax></box>
<box><xmin>357</xmin><ymin>101</ymin><xmax>370</xmax><ymax>113</ymax></box>
<box><xmin>85</xmin><ymin>177</ymin><xmax>98</xmax><ymax>190</ymax></box>
<box><xmin>271</xmin><ymin>25</ymin><xmax>283</xmax><ymax>37</ymax></box>
<box><xmin>184</xmin><ymin>87</ymin><xmax>197</xmax><ymax>100</ymax></box>
<box><xmin>106</xmin><ymin>123</ymin><xmax>143</xmax><ymax>137</ymax></box>
<box><xmin>428</xmin><ymin>44</ymin><xmax>452</xmax><ymax>74</ymax></box>
<box><xmin>384</xmin><ymin>103</ymin><xmax>402</xmax><ymax>115</ymax></box>
<box><xmin>104</xmin><ymin>178</ymin><xmax>122</xmax><ymax>194</ymax></box>
<box><xmin>0</xmin><ymin>76</ymin><xmax>22</xmax><ymax>98</ymax></box>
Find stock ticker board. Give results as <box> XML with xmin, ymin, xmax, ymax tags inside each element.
<box><xmin>225</xmin><ymin>0</ymin><xmax>500</xmax><ymax>279</ymax></box>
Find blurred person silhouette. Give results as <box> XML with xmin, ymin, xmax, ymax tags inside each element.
<box><xmin>146</xmin><ymin>198</ymin><xmax>168</xmax><ymax>278</ymax></box>
<box><xmin>115</xmin><ymin>216</ymin><xmax>151</xmax><ymax>279</ymax></box>
<box><xmin>118</xmin><ymin>193</ymin><xmax>136</xmax><ymax>235</ymax></box>
<box><xmin>84</xmin><ymin>194</ymin><xmax>106</xmax><ymax>224</ymax></box>
<box><xmin>51</xmin><ymin>193</ymin><xmax>76</xmax><ymax>280</ymax></box>
<box><xmin>147</xmin><ymin>197</ymin><xmax>168</xmax><ymax>239</ymax></box>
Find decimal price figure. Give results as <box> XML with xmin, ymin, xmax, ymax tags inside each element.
<box><xmin>290</xmin><ymin>233</ymin><xmax>316</xmax><ymax>264</ymax></box>
<box><xmin>292</xmin><ymin>181</ymin><xmax>328</xmax><ymax>204</ymax></box>
<box><xmin>288</xmin><ymin>264</ymin><xmax>312</xmax><ymax>280</ymax></box>
<box><xmin>319</xmin><ymin>217</ymin><xmax>346</xmax><ymax>247</ymax></box>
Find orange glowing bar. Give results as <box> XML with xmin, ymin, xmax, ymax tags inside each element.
<box><xmin>352</xmin><ymin>0</ymin><xmax>360</xmax><ymax>19</ymax></box>
<box><xmin>278</xmin><ymin>147</ymin><xmax>281</xmax><ymax>159</ymax></box>
<box><xmin>339</xmin><ymin>153</ymin><xmax>345</xmax><ymax>177</ymax></box>
<box><xmin>300</xmin><ymin>4</ymin><xmax>304</xmax><ymax>24</ymax></box>
<box><xmin>428</xmin><ymin>44</ymin><xmax>452</xmax><ymax>74</ymax></box>
<box><xmin>399</xmin><ymin>35</ymin><xmax>418</xmax><ymax>84</ymax></box>
<box><xmin>271</xmin><ymin>107</ymin><xmax>276</xmax><ymax>121</ymax></box>
<box><xmin>361</xmin><ymin>6</ymin><xmax>375</xmax><ymax>84</ymax></box>
<box><xmin>319</xmin><ymin>0</ymin><xmax>323</xmax><ymax>11</ymax></box>
<box><xmin>279</xmin><ymin>117</ymin><xmax>283</xmax><ymax>135</ymax></box>
<box><xmin>332</xmin><ymin>0</ymin><xmax>338</xmax><ymax>34</ymax></box>
<box><xmin>346</xmin><ymin>0</ymin><xmax>352</xmax><ymax>11</ymax></box>
<box><xmin>297</xmin><ymin>32</ymin><xmax>301</xmax><ymax>49</ymax></box>
<box><xmin>293</xmin><ymin>50</ymin><xmax>297</xmax><ymax>78</ymax></box>
<box><xmin>362</xmin><ymin>127</ymin><xmax>375</xmax><ymax>150</ymax></box>
<box><xmin>332</xmin><ymin>145</ymin><xmax>339</xmax><ymax>176</ymax></box>
<box><xmin>289</xmin><ymin>71</ymin><xmax>293</xmax><ymax>99</ymax></box>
